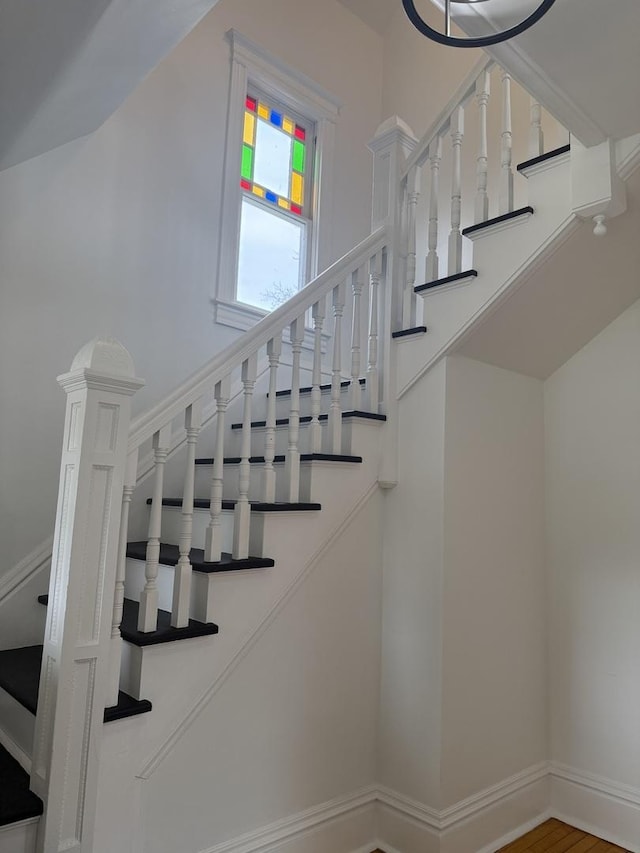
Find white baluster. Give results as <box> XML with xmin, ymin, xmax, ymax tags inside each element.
<box><xmin>475</xmin><ymin>69</ymin><xmax>491</xmax><ymax>223</ymax></box>
<box><xmin>367</xmin><ymin>256</ymin><xmax>380</xmax><ymax>413</ymax></box>
<box><xmin>139</xmin><ymin>423</ymin><xmax>172</xmax><ymax>633</ymax></box>
<box><xmin>425</xmin><ymin>136</ymin><xmax>442</xmax><ymax>283</ymax></box>
<box><xmin>529</xmin><ymin>96</ymin><xmax>544</xmax><ymax>158</ymax></box>
<box><xmin>404</xmin><ymin>166</ymin><xmax>420</xmax><ymax>327</ymax></box>
<box><xmin>499</xmin><ymin>69</ymin><xmax>514</xmax><ymax>214</ymax></box>
<box><xmin>204</xmin><ymin>376</ymin><xmax>231</xmax><ymax>563</ymax></box>
<box><xmin>172</xmin><ymin>399</ymin><xmax>202</xmax><ymax>628</ymax></box>
<box><xmin>328</xmin><ymin>281</ymin><xmax>346</xmax><ymax>453</ymax></box>
<box><xmin>233</xmin><ymin>354</ymin><xmax>258</xmax><ymax>559</ymax></box>
<box><xmin>448</xmin><ymin>106</ymin><xmax>465</xmax><ymax>275</ymax></box>
<box><xmin>262</xmin><ymin>334</ymin><xmax>282</xmax><ymax>503</ymax></box>
<box><xmin>349</xmin><ymin>268</ymin><xmax>365</xmax><ymax>411</ymax></box>
<box><xmin>285</xmin><ymin>318</ymin><xmax>304</xmax><ymax>500</ymax></box>
<box><xmin>309</xmin><ymin>298</ymin><xmax>326</xmax><ymax>454</ymax></box>
<box><xmin>107</xmin><ymin>448</ymin><xmax>138</xmax><ymax>708</ymax></box>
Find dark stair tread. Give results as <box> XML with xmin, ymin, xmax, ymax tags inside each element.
<box><xmin>517</xmin><ymin>144</ymin><xmax>571</xmax><ymax>173</ymax></box>
<box><xmin>272</xmin><ymin>379</ymin><xmax>366</xmax><ymax>398</ymax></box>
<box><xmin>461</xmin><ymin>206</ymin><xmax>534</xmax><ymax>237</ymax></box>
<box><xmin>0</xmin><ymin>645</ymin><xmax>152</xmax><ymax>720</ymax></box>
<box><xmin>126</xmin><ymin>541</ymin><xmax>274</xmax><ymax>573</ymax></box>
<box><xmin>0</xmin><ymin>743</ymin><xmax>43</xmax><ymax>827</ymax></box>
<box><xmin>37</xmin><ymin>597</ymin><xmax>218</xmax><ymax>648</ymax></box>
<box><xmin>194</xmin><ymin>453</ymin><xmax>363</xmax><ymax>466</ymax></box>
<box><xmin>392</xmin><ymin>326</ymin><xmax>427</xmax><ymax>339</ymax></box>
<box><xmin>154</xmin><ymin>498</ymin><xmax>322</xmax><ymax>512</ymax></box>
<box><xmin>231</xmin><ymin>410</ymin><xmax>386</xmax><ymax>430</ymax></box>
<box><xmin>415</xmin><ymin>270</ymin><xmax>478</xmax><ymax>293</ymax></box>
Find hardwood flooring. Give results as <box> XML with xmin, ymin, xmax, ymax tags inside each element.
<box><xmin>496</xmin><ymin>818</ymin><xmax>631</xmax><ymax>853</ymax></box>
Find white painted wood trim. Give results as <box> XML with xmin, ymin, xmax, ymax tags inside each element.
<box><xmin>463</xmin><ymin>209</ymin><xmax>534</xmax><ymax>243</ymax></box>
<box><xmin>550</xmin><ymin>762</ymin><xmax>640</xmax><ymax>809</ymax></box>
<box><xmin>616</xmin><ymin>133</ymin><xmax>640</xmax><ymax>181</ymax></box>
<box><xmin>518</xmin><ymin>150</ymin><xmax>570</xmax><ymax>179</ymax></box>
<box><xmin>0</xmin><ymin>725</ymin><xmax>32</xmax><ymax>773</ymax></box>
<box><xmin>472</xmin><ymin>812</ymin><xmax>553</xmax><ymax>853</ymax></box>
<box><xmin>0</xmin><ymin>535</ymin><xmax>53</xmax><ymax>605</ymax></box>
<box><xmin>417</xmin><ymin>273</ymin><xmax>477</xmax><ymax>298</ymax></box>
<box><xmin>197</xmin><ymin>785</ymin><xmax>377</xmax><ymax>853</ymax></box>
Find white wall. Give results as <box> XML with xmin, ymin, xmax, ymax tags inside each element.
<box><xmin>545</xmin><ymin>299</ymin><xmax>640</xmax><ymax>801</ymax></box>
<box><xmin>0</xmin><ymin>0</ymin><xmax>384</xmax><ymax>573</ymax></box>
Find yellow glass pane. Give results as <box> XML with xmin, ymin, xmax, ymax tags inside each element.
<box><xmin>283</xmin><ymin>117</ymin><xmax>294</xmax><ymax>135</ymax></box>
<box><xmin>257</xmin><ymin>102</ymin><xmax>269</xmax><ymax>120</ymax></box>
<box><xmin>253</xmin><ymin>185</ymin><xmax>265</xmax><ymax>198</ymax></box>
<box><xmin>291</xmin><ymin>172</ymin><xmax>303</xmax><ymax>206</ymax></box>
<box><xmin>278</xmin><ymin>198</ymin><xmax>289</xmax><ymax>210</ymax></box>
<box><xmin>243</xmin><ymin>111</ymin><xmax>255</xmax><ymax>146</ymax></box>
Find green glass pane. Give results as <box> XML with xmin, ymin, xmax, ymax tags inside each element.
<box><xmin>292</xmin><ymin>140</ymin><xmax>305</xmax><ymax>174</ymax></box>
<box><xmin>241</xmin><ymin>144</ymin><xmax>253</xmax><ymax>181</ymax></box>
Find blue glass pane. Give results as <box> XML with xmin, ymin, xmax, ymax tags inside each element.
<box><xmin>270</xmin><ymin>110</ymin><xmax>283</xmax><ymax>127</ymax></box>
<box><xmin>265</xmin><ymin>190</ymin><xmax>278</xmax><ymax>203</ymax></box>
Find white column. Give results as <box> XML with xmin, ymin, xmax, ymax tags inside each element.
<box><xmin>475</xmin><ymin>70</ymin><xmax>491</xmax><ymax>224</ymax></box>
<box><xmin>138</xmin><ymin>423</ymin><xmax>172</xmax><ymax>633</ymax></box>
<box><xmin>367</xmin><ymin>255</ymin><xmax>381</xmax><ymax>413</ymax></box>
<box><xmin>309</xmin><ymin>298</ymin><xmax>326</xmax><ymax>454</ymax></box>
<box><xmin>262</xmin><ymin>335</ymin><xmax>282</xmax><ymax>503</ymax></box>
<box><xmin>172</xmin><ymin>399</ymin><xmax>203</xmax><ymax>628</ymax></box>
<box><xmin>285</xmin><ymin>318</ymin><xmax>304</xmax><ymax>500</ymax></box>
<box><xmin>529</xmin><ymin>97</ymin><xmax>544</xmax><ymax>158</ymax></box>
<box><xmin>107</xmin><ymin>448</ymin><xmax>138</xmax><ymax>708</ymax></box>
<box><xmin>233</xmin><ymin>354</ymin><xmax>257</xmax><ymax>559</ymax></box>
<box><xmin>448</xmin><ymin>105</ymin><xmax>465</xmax><ymax>275</ymax></box>
<box><xmin>31</xmin><ymin>338</ymin><xmax>143</xmax><ymax>853</ymax></box>
<box><xmin>425</xmin><ymin>136</ymin><xmax>442</xmax><ymax>283</ymax></box>
<box><xmin>328</xmin><ymin>282</ymin><xmax>346</xmax><ymax>453</ymax></box>
<box><xmin>499</xmin><ymin>69</ymin><xmax>514</xmax><ymax>214</ymax></box>
<box><xmin>403</xmin><ymin>165</ymin><xmax>420</xmax><ymax>327</ymax></box>
<box><xmin>349</xmin><ymin>268</ymin><xmax>365</xmax><ymax>411</ymax></box>
<box><xmin>204</xmin><ymin>376</ymin><xmax>231</xmax><ymax>563</ymax></box>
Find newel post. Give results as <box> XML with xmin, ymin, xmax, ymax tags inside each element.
<box><xmin>32</xmin><ymin>338</ymin><xmax>143</xmax><ymax>853</ymax></box>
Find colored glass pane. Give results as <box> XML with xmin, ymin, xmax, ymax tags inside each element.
<box><xmin>278</xmin><ymin>199</ymin><xmax>290</xmax><ymax>210</ymax></box>
<box><xmin>241</xmin><ymin>179</ymin><xmax>251</xmax><ymax>191</ymax></box>
<box><xmin>292</xmin><ymin>140</ymin><xmax>305</xmax><ymax>174</ymax></box>
<box><xmin>294</xmin><ymin>125</ymin><xmax>306</xmax><ymax>141</ymax></box>
<box><xmin>243</xmin><ymin>111</ymin><xmax>255</xmax><ymax>146</ymax></box>
<box><xmin>283</xmin><ymin>117</ymin><xmax>294</xmax><ymax>135</ymax></box>
<box><xmin>253</xmin><ymin>186</ymin><xmax>265</xmax><ymax>198</ymax></box>
<box><xmin>246</xmin><ymin>96</ymin><xmax>257</xmax><ymax>112</ymax></box>
<box><xmin>265</xmin><ymin>190</ymin><xmax>278</xmax><ymax>204</ymax></box>
<box><xmin>241</xmin><ymin>145</ymin><xmax>253</xmax><ymax>181</ymax></box>
<box><xmin>257</xmin><ymin>102</ymin><xmax>269</xmax><ymax>120</ymax></box>
<box><xmin>291</xmin><ymin>172</ymin><xmax>303</xmax><ymax>206</ymax></box>
<box><xmin>270</xmin><ymin>110</ymin><xmax>283</xmax><ymax>127</ymax></box>
<box><xmin>290</xmin><ymin>204</ymin><xmax>302</xmax><ymax>216</ymax></box>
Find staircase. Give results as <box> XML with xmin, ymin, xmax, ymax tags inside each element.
<box><xmin>0</xmin><ymin>53</ymin><xmax>636</xmax><ymax>853</ymax></box>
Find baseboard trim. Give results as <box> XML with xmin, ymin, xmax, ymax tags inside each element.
<box><xmin>197</xmin><ymin>785</ymin><xmax>377</xmax><ymax>853</ymax></box>
<box><xmin>472</xmin><ymin>811</ymin><xmax>552</xmax><ymax>853</ymax></box>
<box><xmin>0</xmin><ymin>536</ymin><xmax>53</xmax><ymax>605</ymax></box>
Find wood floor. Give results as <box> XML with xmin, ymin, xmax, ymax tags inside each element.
<box><xmin>496</xmin><ymin>818</ymin><xmax>631</xmax><ymax>853</ymax></box>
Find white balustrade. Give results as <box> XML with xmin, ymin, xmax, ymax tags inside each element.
<box><xmin>107</xmin><ymin>448</ymin><xmax>138</xmax><ymax>707</ymax></box>
<box><xmin>448</xmin><ymin>105</ymin><xmax>465</xmax><ymax>275</ymax></box>
<box><xmin>139</xmin><ymin>423</ymin><xmax>172</xmax><ymax>632</ymax></box>
<box><xmin>309</xmin><ymin>298</ymin><xmax>326</xmax><ymax>454</ymax></box>
<box><xmin>499</xmin><ymin>70</ymin><xmax>514</xmax><ymax>214</ymax></box>
<box><xmin>425</xmin><ymin>135</ymin><xmax>442</xmax><ymax>283</ymax></box>
<box><xmin>475</xmin><ymin>69</ymin><xmax>491</xmax><ymax>224</ymax></box>
<box><xmin>529</xmin><ymin>97</ymin><xmax>544</xmax><ymax>158</ymax></box>
<box><xmin>262</xmin><ymin>335</ymin><xmax>282</xmax><ymax>502</ymax></box>
<box><xmin>285</xmin><ymin>318</ymin><xmax>304</xmax><ymax>500</ymax></box>
<box><xmin>349</xmin><ymin>267</ymin><xmax>365</xmax><ymax>411</ymax></box>
<box><xmin>233</xmin><ymin>354</ymin><xmax>258</xmax><ymax>559</ymax></box>
<box><xmin>172</xmin><ymin>399</ymin><xmax>203</xmax><ymax>628</ymax></box>
<box><xmin>205</xmin><ymin>376</ymin><xmax>231</xmax><ymax>562</ymax></box>
<box><xmin>328</xmin><ymin>282</ymin><xmax>346</xmax><ymax>452</ymax></box>
<box><xmin>367</xmin><ymin>254</ymin><xmax>381</xmax><ymax>412</ymax></box>
<box><xmin>403</xmin><ymin>166</ymin><xmax>420</xmax><ymax>327</ymax></box>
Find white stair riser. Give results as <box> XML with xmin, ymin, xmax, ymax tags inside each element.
<box><xmin>0</xmin><ymin>818</ymin><xmax>39</xmax><ymax>853</ymax></box>
<box><xmin>226</xmin><ymin>418</ymin><xmax>368</xmax><ymax>459</ymax></box>
<box><xmin>194</xmin><ymin>463</ymin><xmax>269</xmax><ymax>502</ymax></box>
<box><xmin>272</xmin><ymin>384</ymin><xmax>362</xmax><ymax>421</ymax></box>
<box><xmin>160</xmin><ymin>505</ymin><xmax>234</xmax><ymax>554</ymax></box>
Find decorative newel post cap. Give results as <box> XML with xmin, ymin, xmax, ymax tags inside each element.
<box><xmin>59</xmin><ymin>337</ymin><xmax>144</xmax><ymax>393</ymax></box>
<box><xmin>368</xmin><ymin>115</ymin><xmax>417</xmax><ymax>154</ymax></box>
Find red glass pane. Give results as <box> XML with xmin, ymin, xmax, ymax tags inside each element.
<box><xmin>294</xmin><ymin>125</ymin><xmax>306</xmax><ymax>141</ymax></box>
<box><xmin>291</xmin><ymin>203</ymin><xmax>302</xmax><ymax>215</ymax></box>
<box><xmin>246</xmin><ymin>96</ymin><xmax>257</xmax><ymax>112</ymax></box>
<box><xmin>241</xmin><ymin>179</ymin><xmax>251</xmax><ymax>191</ymax></box>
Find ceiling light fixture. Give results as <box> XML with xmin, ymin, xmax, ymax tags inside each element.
<box><xmin>402</xmin><ymin>0</ymin><xmax>557</xmax><ymax>48</ymax></box>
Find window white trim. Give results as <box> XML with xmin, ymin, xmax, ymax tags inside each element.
<box><xmin>213</xmin><ymin>29</ymin><xmax>341</xmax><ymax>331</ymax></box>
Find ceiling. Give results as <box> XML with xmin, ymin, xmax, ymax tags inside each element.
<box><xmin>455</xmin><ymin>168</ymin><xmax>640</xmax><ymax>379</ymax></box>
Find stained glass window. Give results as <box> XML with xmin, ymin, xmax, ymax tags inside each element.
<box><xmin>241</xmin><ymin>95</ymin><xmax>307</xmax><ymax>216</ymax></box>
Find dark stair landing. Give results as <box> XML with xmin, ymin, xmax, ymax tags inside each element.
<box><xmin>0</xmin><ymin>743</ymin><xmax>43</xmax><ymax>828</ymax></box>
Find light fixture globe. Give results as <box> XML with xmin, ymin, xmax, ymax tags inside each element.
<box><xmin>402</xmin><ymin>0</ymin><xmax>557</xmax><ymax>48</ymax></box>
